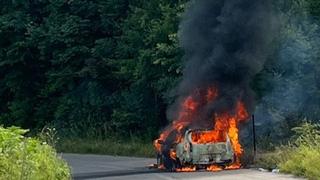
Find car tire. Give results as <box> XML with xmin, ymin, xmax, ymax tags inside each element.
<box><xmin>162</xmin><ymin>154</ymin><xmax>177</xmax><ymax>172</ymax></box>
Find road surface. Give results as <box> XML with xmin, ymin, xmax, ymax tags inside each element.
<box><xmin>62</xmin><ymin>154</ymin><xmax>303</xmax><ymax>180</ymax></box>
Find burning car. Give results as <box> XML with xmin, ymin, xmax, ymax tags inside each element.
<box><xmin>154</xmin><ymin>87</ymin><xmax>249</xmax><ymax>172</ymax></box>
<box><xmin>156</xmin><ymin>129</ymin><xmax>235</xmax><ymax>171</ymax></box>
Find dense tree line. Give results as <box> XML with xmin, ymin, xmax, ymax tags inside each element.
<box><xmin>0</xmin><ymin>0</ymin><xmax>319</xmax><ymax>140</ymax></box>
<box><xmin>0</xmin><ymin>0</ymin><xmax>186</xmax><ymax>139</ymax></box>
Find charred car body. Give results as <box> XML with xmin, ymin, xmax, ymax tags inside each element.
<box><xmin>157</xmin><ymin>129</ymin><xmax>235</xmax><ymax>171</ymax></box>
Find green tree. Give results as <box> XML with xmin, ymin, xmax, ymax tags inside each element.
<box><xmin>110</xmin><ymin>0</ymin><xmax>187</xmax><ymax>137</ymax></box>
<box><xmin>0</xmin><ymin>0</ymin><xmax>188</xmax><ymax>139</ymax></box>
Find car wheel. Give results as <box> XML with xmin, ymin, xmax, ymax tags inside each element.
<box><xmin>162</xmin><ymin>154</ymin><xmax>177</xmax><ymax>172</ymax></box>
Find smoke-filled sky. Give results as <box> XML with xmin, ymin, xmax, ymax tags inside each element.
<box><xmin>168</xmin><ymin>0</ymin><xmax>280</xmax><ymax>123</ymax></box>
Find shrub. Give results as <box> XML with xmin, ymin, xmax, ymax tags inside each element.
<box><xmin>256</xmin><ymin>122</ymin><xmax>320</xmax><ymax>180</ymax></box>
<box><xmin>279</xmin><ymin>122</ymin><xmax>320</xmax><ymax>180</ymax></box>
<box><xmin>0</xmin><ymin>126</ymin><xmax>71</xmax><ymax>180</ymax></box>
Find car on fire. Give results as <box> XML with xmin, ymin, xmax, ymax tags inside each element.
<box><xmin>157</xmin><ymin>129</ymin><xmax>236</xmax><ymax>171</ymax></box>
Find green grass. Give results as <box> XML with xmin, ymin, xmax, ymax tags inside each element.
<box><xmin>0</xmin><ymin>126</ymin><xmax>71</xmax><ymax>180</ymax></box>
<box><xmin>57</xmin><ymin>138</ymin><xmax>156</xmax><ymax>158</ymax></box>
<box><xmin>255</xmin><ymin>122</ymin><xmax>320</xmax><ymax>180</ymax></box>
<box><xmin>280</xmin><ymin>146</ymin><xmax>320</xmax><ymax>179</ymax></box>
<box><xmin>255</xmin><ymin>150</ymin><xmax>288</xmax><ymax>170</ymax></box>
<box><xmin>279</xmin><ymin>122</ymin><xmax>320</xmax><ymax>180</ymax></box>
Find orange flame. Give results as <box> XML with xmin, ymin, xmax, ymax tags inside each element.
<box><xmin>183</xmin><ymin>96</ymin><xmax>198</xmax><ymax>111</ymax></box>
<box><xmin>154</xmin><ymin>87</ymin><xmax>249</xmax><ymax>172</ymax></box>
<box><xmin>153</xmin><ymin>95</ymin><xmax>198</xmax><ymax>153</ymax></box>
<box><xmin>206</xmin><ymin>87</ymin><xmax>218</xmax><ymax>102</ymax></box>
<box><xmin>191</xmin><ymin>101</ymin><xmax>248</xmax><ymax>159</ymax></box>
<box><xmin>207</xmin><ymin>165</ymin><xmax>223</xmax><ymax>172</ymax></box>
<box><xmin>176</xmin><ymin>166</ymin><xmax>196</xmax><ymax>172</ymax></box>
<box><xmin>170</xmin><ymin>149</ymin><xmax>177</xmax><ymax>160</ymax></box>
<box><xmin>225</xmin><ymin>163</ymin><xmax>241</xmax><ymax>170</ymax></box>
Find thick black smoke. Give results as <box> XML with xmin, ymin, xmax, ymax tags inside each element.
<box><xmin>168</xmin><ymin>0</ymin><xmax>280</xmax><ymax>124</ymax></box>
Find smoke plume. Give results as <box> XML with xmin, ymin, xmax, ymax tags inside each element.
<box><xmin>168</xmin><ymin>0</ymin><xmax>280</xmax><ymax>125</ymax></box>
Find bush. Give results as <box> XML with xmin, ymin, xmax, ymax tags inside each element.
<box><xmin>256</xmin><ymin>122</ymin><xmax>320</xmax><ymax>180</ymax></box>
<box><xmin>0</xmin><ymin>126</ymin><xmax>71</xmax><ymax>180</ymax></box>
<box><xmin>279</xmin><ymin>122</ymin><xmax>320</xmax><ymax>180</ymax></box>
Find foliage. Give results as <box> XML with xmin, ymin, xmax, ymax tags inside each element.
<box><xmin>256</xmin><ymin>122</ymin><xmax>320</xmax><ymax>180</ymax></box>
<box><xmin>307</xmin><ymin>0</ymin><xmax>320</xmax><ymax>19</ymax></box>
<box><xmin>58</xmin><ymin>137</ymin><xmax>155</xmax><ymax>158</ymax></box>
<box><xmin>0</xmin><ymin>126</ymin><xmax>71</xmax><ymax>180</ymax></box>
<box><xmin>38</xmin><ymin>126</ymin><xmax>59</xmax><ymax>148</ymax></box>
<box><xmin>253</xmin><ymin>0</ymin><xmax>320</xmax><ymax>143</ymax></box>
<box><xmin>0</xmin><ymin>0</ymin><xmax>187</xmax><ymax>139</ymax></box>
<box><xmin>279</xmin><ymin>122</ymin><xmax>320</xmax><ymax>179</ymax></box>
<box><xmin>0</xmin><ymin>0</ymin><xmax>320</xmax><ymax>157</ymax></box>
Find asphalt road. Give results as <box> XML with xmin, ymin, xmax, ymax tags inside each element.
<box><xmin>62</xmin><ymin>154</ymin><xmax>303</xmax><ymax>180</ymax></box>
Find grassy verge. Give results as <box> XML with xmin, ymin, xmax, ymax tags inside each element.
<box><xmin>57</xmin><ymin>138</ymin><xmax>155</xmax><ymax>158</ymax></box>
<box><xmin>0</xmin><ymin>126</ymin><xmax>71</xmax><ymax>179</ymax></box>
<box><xmin>255</xmin><ymin>122</ymin><xmax>320</xmax><ymax>179</ymax></box>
